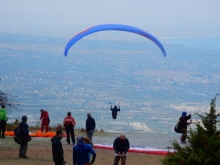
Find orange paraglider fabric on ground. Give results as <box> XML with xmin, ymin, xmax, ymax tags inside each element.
<box><xmin>5</xmin><ymin>131</ymin><xmax>62</xmax><ymax>137</ymax></box>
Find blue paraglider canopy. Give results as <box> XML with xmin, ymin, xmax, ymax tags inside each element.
<box><xmin>64</xmin><ymin>24</ymin><xmax>166</xmax><ymax>57</ymax></box>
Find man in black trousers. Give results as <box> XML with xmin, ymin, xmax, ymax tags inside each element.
<box><xmin>51</xmin><ymin>130</ymin><xmax>66</xmax><ymax>165</ymax></box>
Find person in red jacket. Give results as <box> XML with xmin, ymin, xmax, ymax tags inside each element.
<box><xmin>40</xmin><ymin>109</ymin><xmax>50</xmax><ymax>133</ymax></box>
<box><xmin>63</xmin><ymin>112</ymin><xmax>76</xmax><ymax>145</ymax></box>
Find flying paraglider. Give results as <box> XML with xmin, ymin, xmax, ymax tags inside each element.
<box><xmin>64</xmin><ymin>24</ymin><xmax>166</xmax><ymax>57</ymax></box>
<box><xmin>110</xmin><ymin>103</ymin><xmax>120</xmax><ymax>119</ymax></box>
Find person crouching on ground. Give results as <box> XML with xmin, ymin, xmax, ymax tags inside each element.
<box><xmin>113</xmin><ymin>134</ymin><xmax>130</xmax><ymax>165</ymax></box>
<box><xmin>73</xmin><ymin>135</ymin><xmax>96</xmax><ymax>165</ymax></box>
<box><xmin>51</xmin><ymin>130</ymin><xmax>66</xmax><ymax>165</ymax></box>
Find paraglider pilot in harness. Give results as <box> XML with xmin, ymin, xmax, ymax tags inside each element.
<box><xmin>110</xmin><ymin>103</ymin><xmax>120</xmax><ymax>119</ymax></box>
<box><xmin>174</xmin><ymin>111</ymin><xmax>191</xmax><ymax>143</ymax></box>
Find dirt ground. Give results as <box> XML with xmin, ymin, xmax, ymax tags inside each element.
<box><xmin>0</xmin><ymin>136</ymin><xmax>165</xmax><ymax>165</ymax></box>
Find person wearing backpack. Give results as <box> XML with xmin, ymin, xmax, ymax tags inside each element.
<box><xmin>19</xmin><ymin>115</ymin><xmax>29</xmax><ymax>158</ymax></box>
<box><xmin>174</xmin><ymin>111</ymin><xmax>191</xmax><ymax>143</ymax></box>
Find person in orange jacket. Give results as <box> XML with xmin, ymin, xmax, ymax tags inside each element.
<box><xmin>40</xmin><ymin>109</ymin><xmax>50</xmax><ymax>133</ymax></box>
<box><xmin>63</xmin><ymin>112</ymin><xmax>76</xmax><ymax>145</ymax></box>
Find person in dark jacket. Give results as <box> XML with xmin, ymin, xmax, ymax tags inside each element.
<box><xmin>110</xmin><ymin>104</ymin><xmax>120</xmax><ymax>119</ymax></box>
<box><xmin>19</xmin><ymin>115</ymin><xmax>29</xmax><ymax>158</ymax></box>
<box><xmin>113</xmin><ymin>134</ymin><xmax>130</xmax><ymax>165</ymax></box>
<box><xmin>174</xmin><ymin>111</ymin><xmax>191</xmax><ymax>143</ymax></box>
<box><xmin>73</xmin><ymin>135</ymin><xmax>96</xmax><ymax>165</ymax></box>
<box><xmin>51</xmin><ymin>130</ymin><xmax>66</xmax><ymax>165</ymax></box>
<box><xmin>86</xmin><ymin>113</ymin><xmax>96</xmax><ymax>141</ymax></box>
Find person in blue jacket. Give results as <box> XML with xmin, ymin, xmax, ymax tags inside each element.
<box><xmin>73</xmin><ymin>135</ymin><xmax>96</xmax><ymax>165</ymax></box>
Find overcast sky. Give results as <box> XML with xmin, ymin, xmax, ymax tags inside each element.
<box><xmin>0</xmin><ymin>0</ymin><xmax>220</xmax><ymax>37</ymax></box>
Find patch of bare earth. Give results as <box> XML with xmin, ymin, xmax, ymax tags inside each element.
<box><xmin>0</xmin><ymin>137</ymin><xmax>164</xmax><ymax>165</ymax></box>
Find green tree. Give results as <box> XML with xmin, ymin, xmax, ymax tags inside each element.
<box><xmin>162</xmin><ymin>94</ymin><xmax>220</xmax><ymax>165</ymax></box>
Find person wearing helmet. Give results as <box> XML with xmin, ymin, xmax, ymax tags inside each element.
<box><xmin>110</xmin><ymin>104</ymin><xmax>120</xmax><ymax>119</ymax></box>
<box><xmin>174</xmin><ymin>111</ymin><xmax>191</xmax><ymax>143</ymax></box>
<box><xmin>19</xmin><ymin>115</ymin><xmax>29</xmax><ymax>158</ymax></box>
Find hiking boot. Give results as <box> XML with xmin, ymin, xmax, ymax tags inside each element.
<box><xmin>22</xmin><ymin>156</ymin><xmax>29</xmax><ymax>158</ymax></box>
<box><xmin>181</xmin><ymin>140</ymin><xmax>187</xmax><ymax>144</ymax></box>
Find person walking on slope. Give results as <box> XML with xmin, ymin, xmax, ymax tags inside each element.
<box><xmin>40</xmin><ymin>109</ymin><xmax>50</xmax><ymax>133</ymax></box>
<box><xmin>0</xmin><ymin>104</ymin><xmax>7</xmax><ymax>138</ymax></box>
<box><xmin>86</xmin><ymin>113</ymin><xmax>96</xmax><ymax>142</ymax></box>
<box><xmin>19</xmin><ymin>115</ymin><xmax>30</xmax><ymax>158</ymax></box>
<box><xmin>113</xmin><ymin>134</ymin><xmax>130</xmax><ymax>165</ymax></box>
<box><xmin>174</xmin><ymin>111</ymin><xmax>192</xmax><ymax>143</ymax></box>
<box><xmin>63</xmin><ymin>111</ymin><xmax>76</xmax><ymax>145</ymax></box>
<box><xmin>110</xmin><ymin>104</ymin><xmax>120</xmax><ymax>119</ymax></box>
<box><xmin>51</xmin><ymin>130</ymin><xmax>66</xmax><ymax>165</ymax></box>
<box><xmin>73</xmin><ymin>135</ymin><xmax>96</xmax><ymax>165</ymax></box>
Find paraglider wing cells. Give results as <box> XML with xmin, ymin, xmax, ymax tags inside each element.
<box><xmin>64</xmin><ymin>24</ymin><xmax>166</xmax><ymax>57</ymax></box>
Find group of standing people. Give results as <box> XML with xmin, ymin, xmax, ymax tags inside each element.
<box><xmin>40</xmin><ymin>110</ymin><xmax>96</xmax><ymax>146</ymax></box>
<box><xmin>51</xmin><ymin>130</ymin><xmax>130</xmax><ymax>165</ymax></box>
<box><xmin>42</xmin><ymin>109</ymin><xmax>129</xmax><ymax>165</ymax></box>
<box><xmin>1</xmin><ymin>103</ymin><xmax>193</xmax><ymax>164</ymax></box>
<box><xmin>51</xmin><ymin>130</ymin><xmax>97</xmax><ymax>165</ymax></box>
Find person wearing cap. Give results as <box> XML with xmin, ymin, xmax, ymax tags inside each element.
<box><xmin>0</xmin><ymin>104</ymin><xmax>7</xmax><ymax>138</ymax></box>
<box><xmin>19</xmin><ymin>115</ymin><xmax>30</xmax><ymax>158</ymax></box>
<box><xmin>63</xmin><ymin>112</ymin><xmax>76</xmax><ymax>145</ymax></box>
<box><xmin>73</xmin><ymin>135</ymin><xmax>96</xmax><ymax>165</ymax></box>
<box><xmin>113</xmin><ymin>134</ymin><xmax>130</xmax><ymax>165</ymax></box>
<box><xmin>40</xmin><ymin>109</ymin><xmax>50</xmax><ymax>133</ymax></box>
<box><xmin>174</xmin><ymin>111</ymin><xmax>191</xmax><ymax>143</ymax></box>
<box><xmin>86</xmin><ymin>113</ymin><xmax>96</xmax><ymax>141</ymax></box>
<box><xmin>51</xmin><ymin>130</ymin><xmax>66</xmax><ymax>165</ymax></box>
